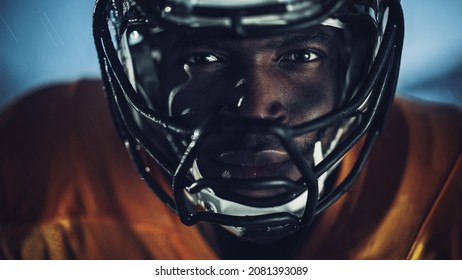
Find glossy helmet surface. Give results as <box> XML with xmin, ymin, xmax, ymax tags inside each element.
<box><xmin>93</xmin><ymin>0</ymin><xmax>404</xmax><ymax>241</ymax></box>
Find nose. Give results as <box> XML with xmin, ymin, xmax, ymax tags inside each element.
<box><xmin>229</xmin><ymin>69</ymin><xmax>289</xmax><ymax>123</ymax></box>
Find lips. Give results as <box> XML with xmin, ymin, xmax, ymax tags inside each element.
<box><xmin>192</xmin><ymin>132</ymin><xmax>305</xmax><ymax>200</ymax></box>
<box><xmin>196</xmin><ymin>148</ymin><xmax>301</xmax><ymax>182</ymax></box>
<box><xmin>217</xmin><ymin>149</ymin><xmax>291</xmax><ymax>167</ymax></box>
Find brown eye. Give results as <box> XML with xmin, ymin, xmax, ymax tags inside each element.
<box><xmin>186</xmin><ymin>53</ymin><xmax>219</xmax><ymax>65</ymax></box>
<box><xmin>280</xmin><ymin>50</ymin><xmax>320</xmax><ymax>63</ymax></box>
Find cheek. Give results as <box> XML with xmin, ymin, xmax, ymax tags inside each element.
<box><xmin>286</xmin><ymin>71</ymin><xmax>339</xmax><ymax>124</ymax></box>
<box><xmin>284</xmin><ymin>65</ymin><xmax>340</xmax><ymax>149</ymax></box>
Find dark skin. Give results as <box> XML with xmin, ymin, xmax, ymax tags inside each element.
<box><xmin>159</xmin><ymin>25</ymin><xmax>347</xmax><ymax>258</ymax></box>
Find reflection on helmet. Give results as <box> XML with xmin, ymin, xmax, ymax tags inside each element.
<box><xmin>93</xmin><ymin>0</ymin><xmax>404</xmax><ymax>242</ymax></box>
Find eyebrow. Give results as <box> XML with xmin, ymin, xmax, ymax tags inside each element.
<box><xmin>279</xmin><ymin>28</ymin><xmax>335</xmax><ymax>47</ymax></box>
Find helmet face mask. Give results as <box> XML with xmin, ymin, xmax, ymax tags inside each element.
<box><xmin>93</xmin><ymin>0</ymin><xmax>404</xmax><ymax>242</ymax></box>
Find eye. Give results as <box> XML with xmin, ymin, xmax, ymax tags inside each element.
<box><xmin>185</xmin><ymin>53</ymin><xmax>220</xmax><ymax>65</ymax></box>
<box><xmin>279</xmin><ymin>50</ymin><xmax>320</xmax><ymax>63</ymax></box>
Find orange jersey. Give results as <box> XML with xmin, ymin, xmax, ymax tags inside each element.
<box><xmin>1</xmin><ymin>80</ymin><xmax>461</xmax><ymax>259</ymax></box>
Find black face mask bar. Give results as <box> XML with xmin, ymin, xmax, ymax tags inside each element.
<box><xmin>93</xmin><ymin>0</ymin><xmax>404</xmax><ymax>235</ymax></box>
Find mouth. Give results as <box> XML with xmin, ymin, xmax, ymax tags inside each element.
<box><xmin>218</xmin><ymin>149</ymin><xmax>291</xmax><ymax>167</ymax></box>
<box><xmin>195</xmin><ymin>149</ymin><xmax>302</xmax><ymax>199</ymax></box>
<box><xmin>208</xmin><ymin>149</ymin><xmax>293</xmax><ymax>176</ymax></box>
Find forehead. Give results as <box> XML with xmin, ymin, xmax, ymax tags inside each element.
<box><xmin>163</xmin><ymin>25</ymin><xmax>344</xmax><ymax>52</ymax></box>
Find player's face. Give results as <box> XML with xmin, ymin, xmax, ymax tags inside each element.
<box><xmin>160</xmin><ymin>25</ymin><xmax>345</xmax><ymax>197</ymax></box>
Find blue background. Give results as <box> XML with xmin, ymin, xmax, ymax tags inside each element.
<box><xmin>1</xmin><ymin>0</ymin><xmax>462</xmax><ymax>110</ymax></box>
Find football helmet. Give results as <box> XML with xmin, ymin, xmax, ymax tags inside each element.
<box><xmin>93</xmin><ymin>0</ymin><xmax>404</xmax><ymax>242</ymax></box>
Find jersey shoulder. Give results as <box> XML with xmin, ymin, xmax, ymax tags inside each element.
<box><xmin>301</xmin><ymin>97</ymin><xmax>462</xmax><ymax>259</ymax></box>
<box><xmin>390</xmin><ymin>98</ymin><xmax>462</xmax><ymax>259</ymax></box>
<box><xmin>0</xmin><ymin>80</ymin><xmax>215</xmax><ymax>259</ymax></box>
<box><xmin>354</xmin><ymin>97</ymin><xmax>462</xmax><ymax>259</ymax></box>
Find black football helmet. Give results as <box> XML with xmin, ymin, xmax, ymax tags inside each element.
<box><xmin>93</xmin><ymin>0</ymin><xmax>404</xmax><ymax>242</ymax></box>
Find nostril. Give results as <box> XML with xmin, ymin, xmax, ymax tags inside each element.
<box><xmin>269</xmin><ymin>102</ymin><xmax>289</xmax><ymax>122</ymax></box>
